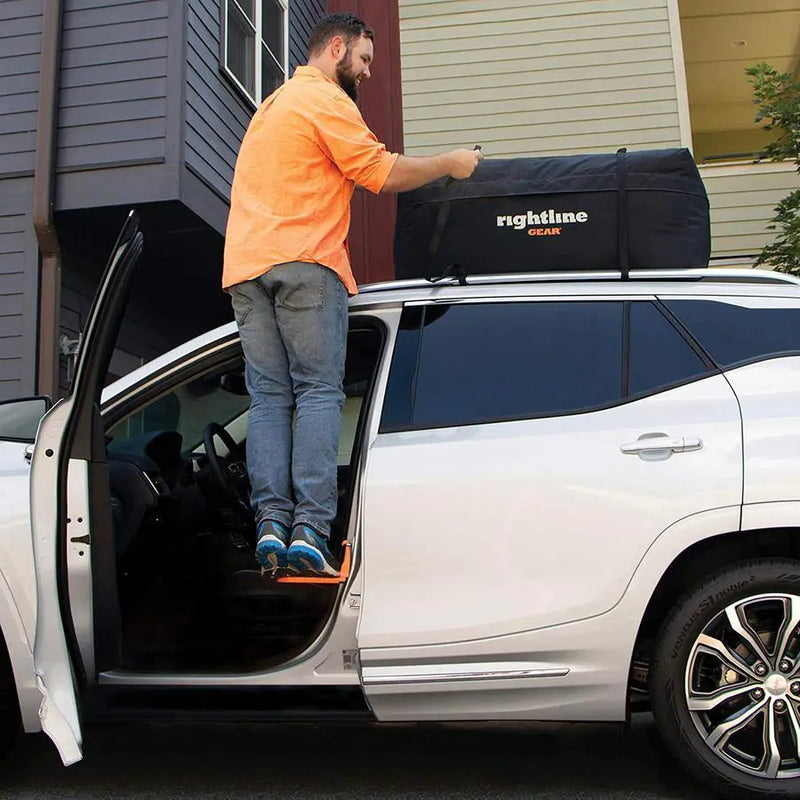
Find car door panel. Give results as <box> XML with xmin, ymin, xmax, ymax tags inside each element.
<box><xmin>29</xmin><ymin>211</ymin><xmax>143</xmax><ymax>764</ymax></box>
<box><xmin>358</xmin><ymin>295</ymin><xmax>742</xmax><ymax>719</ymax></box>
<box><xmin>359</xmin><ymin>373</ymin><xmax>742</xmax><ymax>651</ymax></box>
<box><xmin>30</xmin><ymin>400</ymin><xmax>84</xmax><ymax>765</ymax></box>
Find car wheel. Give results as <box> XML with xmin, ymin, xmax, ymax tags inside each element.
<box><xmin>0</xmin><ymin>632</ymin><xmax>19</xmax><ymax>755</ymax></box>
<box><xmin>651</xmin><ymin>559</ymin><xmax>800</xmax><ymax>799</ymax></box>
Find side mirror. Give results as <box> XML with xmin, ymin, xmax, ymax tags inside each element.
<box><xmin>0</xmin><ymin>396</ymin><xmax>52</xmax><ymax>443</ymax></box>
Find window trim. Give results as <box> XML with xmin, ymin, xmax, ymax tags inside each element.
<box><xmin>220</xmin><ymin>0</ymin><xmax>289</xmax><ymax>109</ymax></box>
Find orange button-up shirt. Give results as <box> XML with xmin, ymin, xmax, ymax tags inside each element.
<box><xmin>222</xmin><ymin>66</ymin><xmax>399</xmax><ymax>294</ymax></box>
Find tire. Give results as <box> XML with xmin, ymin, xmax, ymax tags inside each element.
<box><xmin>651</xmin><ymin>559</ymin><xmax>800</xmax><ymax>800</ymax></box>
<box><xmin>0</xmin><ymin>630</ymin><xmax>20</xmax><ymax>756</ymax></box>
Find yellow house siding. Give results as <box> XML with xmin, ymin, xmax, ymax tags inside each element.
<box><xmin>399</xmin><ymin>0</ymin><xmax>796</xmax><ymax>263</ymax></box>
<box><xmin>399</xmin><ymin>0</ymin><xmax>683</xmax><ymax>158</ymax></box>
<box><xmin>701</xmin><ymin>165</ymin><xmax>799</xmax><ymax>261</ymax></box>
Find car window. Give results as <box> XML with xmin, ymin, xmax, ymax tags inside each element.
<box><xmin>404</xmin><ymin>301</ymin><xmax>624</xmax><ymax>429</ymax></box>
<box><xmin>107</xmin><ymin>327</ymin><xmax>383</xmax><ymax>461</ymax></box>
<box><xmin>629</xmin><ymin>302</ymin><xmax>710</xmax><ymax>396</ymax></box>
<box><xmin>662</xmin><ymin>298</ymin><xmax>800</xmax><ymax>368</ymax></box>
<box><xmin>106</xmin><ymin>363</ymin><xmax>251</xmax><ymax>453</ymax></box>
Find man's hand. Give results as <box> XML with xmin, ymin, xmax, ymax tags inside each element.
<box><xmin>447</xmin><ymin>147</ymin><xmax>483</xmax><ymax>180</ymax></box>
<box><xmin>381</xmin><ymin>146</ymin><xmax>484</xmax><ymax>193</ymax></box>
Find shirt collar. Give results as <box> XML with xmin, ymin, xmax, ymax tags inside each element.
<box><xmin>294</xmin><ymin>65</ymin><xmax>337</xmax><ymax>86</ymax></box>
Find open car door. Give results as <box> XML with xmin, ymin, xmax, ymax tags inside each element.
<box><xmin>30</xmin><ymin>211</ymin><xmax>143</xmax><ymax>765</ymax></box>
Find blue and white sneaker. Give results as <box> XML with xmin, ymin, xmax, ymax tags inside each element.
<box><xmin>287</xmin><ymin>525</ymin><xmax>340</xmax><ymax>576</ymax></box>
<box><xmin>255</xmin><ymin>520</ymin><xmax>289</xmax><ymax>574</ymax></box>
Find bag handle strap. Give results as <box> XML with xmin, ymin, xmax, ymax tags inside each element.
<box><xmin>427</xmin><ymin>145</ymin><xmax>482</xmax><ymax>284</ymax></box>
<box><xmin>616</xmin><ymin>147</ymin><xmax>630</xmax><ymax>280</ymax></box>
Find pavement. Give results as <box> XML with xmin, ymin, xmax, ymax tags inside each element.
<box><xmin>0</xmin><ymin>713</ymin><xmax>716</xmax><ymax>799</ymax></box>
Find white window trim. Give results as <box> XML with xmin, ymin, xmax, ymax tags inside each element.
<box><xmin>698</xmin><ymin>160</ymin><xmax>797</xmax><ymax>178</ymax></box>
<box><xmin>220</xmin><ymin>0</ymin><xmax>289</xmax><ymax>108</ymax></box>
<box><xmin>666</xmin><ymin>0</ymin><xmax>693</xmax><ymax>152</ymax></box>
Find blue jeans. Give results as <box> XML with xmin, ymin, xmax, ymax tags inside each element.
<box><xmin>228</xmin><ymin>262</ymin><xmax>348</xmax><ymax>539</ymax></box>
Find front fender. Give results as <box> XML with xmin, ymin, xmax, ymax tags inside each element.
<box><xmin>0</xmin><ymin>570</ymin><xmax>39</xmax><ymax>732</ymax></box>
<box><xmin>0</xmin><ymin>442</ymin><xmax>40</xmax><ymax>732</ymax></box>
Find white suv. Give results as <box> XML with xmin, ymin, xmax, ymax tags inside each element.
<box><xmin>1</xmin><ymin>212</ymin><xmax>800</xmax><ymax>799</ymax></box>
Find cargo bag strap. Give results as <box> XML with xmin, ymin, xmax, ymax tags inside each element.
<box><xmin>427</xmin><ymin>177</ymin><xmax>465</xmax><ymax>284</ymax></box>
<box><xmin>427</xmin><ymin>145</ymin><xmax>481</xmax><ymax>285</ymax></box>
<box><xmin>616</xmin><ymin>147</ymin><xmax>630</xmax><ymax>280</ymax></box>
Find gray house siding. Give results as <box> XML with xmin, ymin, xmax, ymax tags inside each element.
<box><xmin>290</xmin><ymin>0</ymin><xmax>326</xmax><ymax>69</ymax></box>
<box><xmin>182</xmin><ymin>0</ymin><xmax>325</xmax><ymax>232</ymax></box>
<box><xmin>183</xmin><ymin>0</ymin><xmax>246</xmax><ymax>229</ymax></box>
<box><xmin>0</xmin><ymin>1</ymin><xmax>42</xmax><ymax>399</ymax></box>
<box><xmin>0</xmin><ymin>181</ymin><xmax>40</xmax><ymax>400</ymax></box>
<box><xmin>0</xmin><ymin>0</ymin><xmax>328</xmax><ymax>400</ymax></box>
<box><xmin>55</xmin><ymin>0</ymin><xmax>174</xmax><ymax>211</ymax></box>
<box><xmin>0</xmin><ymin>0</ymin><xmax>42</xmax><ymax>179</ymax></box>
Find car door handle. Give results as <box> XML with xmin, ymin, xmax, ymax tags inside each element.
<box><xmin>620</xmin><ymin>435</ymin><xmax>703</xmax><ymax>455</ymax></box>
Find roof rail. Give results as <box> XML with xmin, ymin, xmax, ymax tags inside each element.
<box><xmin>358</xmin><ymin>268</ymin><xmax>800</xmax><ymax>294</ymax></box>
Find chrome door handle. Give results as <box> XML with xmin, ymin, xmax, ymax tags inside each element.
<box><xmin>620</xmin><ymin>435</ymin><xmax>703</xmax><ymax>455</ymax></box>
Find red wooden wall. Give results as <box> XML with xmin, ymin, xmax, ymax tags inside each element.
<box><xmin>327</xmin><ymin>0</ymin><xmax>404</xmax><ymax>285</ymax></box>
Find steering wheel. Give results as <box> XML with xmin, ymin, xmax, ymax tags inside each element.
<box><xmin>203</xmin><ymin>422</ymin><xmax>251</xmax><ymax>513</ymax></box>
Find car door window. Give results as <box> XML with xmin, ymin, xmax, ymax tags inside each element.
<box><xmin>662</xmin><ymin>298</ymin><xmax>800</xmax><ymax>368</ymax></box>
<box><xmin>389</xmin><ymin>301</ymin><xmax>624</xmax><ymax>430</ymax></box>
<box><xmin>628</xmin><ymin>302</ymin><xmax>710</xmax><ymax>397</ymax></box>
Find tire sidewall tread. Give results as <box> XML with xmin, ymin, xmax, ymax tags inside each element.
<box><xmin>651</xmin><ymin>558</ymin><xmax>800</xmax><ymax>800</ymax></box>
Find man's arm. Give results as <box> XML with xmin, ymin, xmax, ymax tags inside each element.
<box><xmin>380</xmin><ymin>149</ymin><xmax>483</xmax><ymax>193</ymax></box>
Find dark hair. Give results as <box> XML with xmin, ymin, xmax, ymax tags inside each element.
<box><xmin>307</xmin><ymin>12</ymin><xmax>374</xmax><ymax>57</ymax></box>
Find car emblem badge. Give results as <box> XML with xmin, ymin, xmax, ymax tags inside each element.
<box><xmin>765</xmin><ymin>674</ymin><xmax>788</xmax><ymax>696</ymax></box>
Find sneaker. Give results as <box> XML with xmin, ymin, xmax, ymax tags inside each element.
<box><xmin>287</xmin><ymin>525</ymin><xmax>340</xmax><ymax>576</ymax></box>
<box><xmin>255</xmin><ymin>520</ymin><xmax>289</xmax><ymax>574</ymax></box>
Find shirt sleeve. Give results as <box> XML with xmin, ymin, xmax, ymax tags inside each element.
<box><xmin>313</xmin><ymin>93</ymin><xmax>399</xmax><ymax>194</ymax></box>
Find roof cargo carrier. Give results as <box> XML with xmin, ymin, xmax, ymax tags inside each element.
<box><xmin>394</xmin><ymin>148</ymin><xmax>711</xmax><ymax>282</ymax></box>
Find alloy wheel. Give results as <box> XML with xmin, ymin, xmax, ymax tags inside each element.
<box><xmin>685</xmin><ymin>593</ymin><xmax>800</xmax><ymax>779</ymax></box>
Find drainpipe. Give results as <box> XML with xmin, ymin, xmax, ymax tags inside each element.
<box><xmin>32</xmin><ymin>0</ymin><xmax>64</xmax><ymax>400</ymax></box>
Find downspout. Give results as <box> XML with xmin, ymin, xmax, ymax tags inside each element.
<box><xmin>32</xmin><ymin>0</ymin><xmax>64</xmax><ymax>400</ymax></box>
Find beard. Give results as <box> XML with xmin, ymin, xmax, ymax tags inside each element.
<box><xmin>335</xmin><ymin>49</ymin><xmax>360</xmax><ymax>102</ymax></box>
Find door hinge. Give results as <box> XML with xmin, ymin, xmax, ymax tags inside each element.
<box><xmin>69</xmin><ymin>534</ymin><xmax>90</xmax><ymax>546</ymax></box>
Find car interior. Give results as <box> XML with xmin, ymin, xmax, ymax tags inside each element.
<box><xmin>101</xmin><ymin>324</ymin><xmax>383</xmax><ymax>673</ymax></box>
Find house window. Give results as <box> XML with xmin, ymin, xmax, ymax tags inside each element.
<box><xmin>222</xmin><ymin>0</ymin><xmax>287</xmax><ymax>106</ymax></box>
<box><xmin>677</xmin><ymin>1</ymin><xmax>799</xmax><ymax>165</ymax></box>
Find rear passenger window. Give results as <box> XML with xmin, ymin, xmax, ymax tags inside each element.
<box><xmin>663</xmin><ymin>299</ymin><xmax>800</xmax><ymax>367</ymax></box>
<box><xmin>409</xmin><ymin>301</ymin><xmax>623</xmax><ymax>428</ymax></box>
<box><xmin>629</xmin><ymin>302</ymin><xmax>709</xmax><ymax>396</ymax></box>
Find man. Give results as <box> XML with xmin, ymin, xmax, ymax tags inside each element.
<box><xmin>223</xmin><ymin>12</ymin><xmax>482</xmax><ymax>576</ymax></box>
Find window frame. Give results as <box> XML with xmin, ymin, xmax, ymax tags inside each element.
<box><xmin>220</xmin><ymin>0</ymin><xmax>289</xmax><ymax>109</ymax></box>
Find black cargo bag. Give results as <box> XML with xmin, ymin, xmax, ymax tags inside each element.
<box><xmin>393</xmin><ymin>148</ymin><xmax>711</xmax><ymax>280</ymax></box>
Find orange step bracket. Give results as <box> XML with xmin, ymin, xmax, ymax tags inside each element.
<box><xmin>272</xmin><ymin>540</ymin><xmax>352</xmax><ymax>584</ymax></box>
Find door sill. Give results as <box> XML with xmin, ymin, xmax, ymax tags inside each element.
<box><xmin>81</xmin><ymin>684</ymin><xmax>373</xmax><ymax>724</ymax></box>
